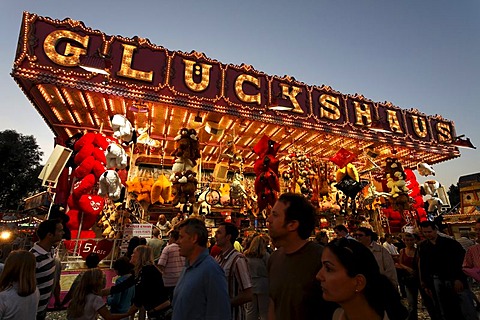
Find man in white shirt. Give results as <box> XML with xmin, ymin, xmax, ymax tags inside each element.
<box><xmin>383</xmin><ymin>234</ymin><xmax>400</xmax><ymax>257</ymax></box>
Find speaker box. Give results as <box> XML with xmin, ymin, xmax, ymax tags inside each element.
<box><xmin>38</xmin><ymin>145</ymin><xmax>73</xmax><ymax>187</ymax></box>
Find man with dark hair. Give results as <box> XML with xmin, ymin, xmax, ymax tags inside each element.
<box><xmin>30</xmin><ymin>219</ymin><xmax>64</xmax><ymax>320</ymax></box>
<box><xmin>333</xmin><ymin>224</ymin><xmax>354</xmax><ymax>240</ymax></box>
<box><xmin>267</xmin><ymin>193</ymin><xmax>335</xmax><ymax>320</ymax></box>
<box><xmin>147</xmin><ymin>228</ymin><xmax>164</xmax><ymax>262</ymax></box>
<box><xmin>354</xmin><ymin>227</ymin><xmax>398</xmax><ymax>288</ymax></box>
<box><xmin>158</xmin><ymin>229</ymin><xmax>185</xmax><ymax>299</ymax></box>
<box><xmin>419</xmin><ymin>220</ymin><xmax>477</xmax><ymax>319</ymax></box>
<box><xmin>172</xmin><ymin>218</ymin><xmax>230</xmax><ymax>320</ymax></box>
<box><xmin>215</xmin><ymin>222</ymin><xmax>252</xmax><ymax>320</ymax></box>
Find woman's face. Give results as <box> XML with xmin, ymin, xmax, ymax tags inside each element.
<box><xmin>403</xmin><ymin>236</ymin><xmax>415</xmax><ymax>248</ymax></box>
<box><xmin>130</xmin><ymin>248</ymin><xmax>139</xmax><ymax>265</ymax></box>
<box><xmin>316</xmin><ymin>247</ymin><xmax>359</xmax><ymax>304</ymax></box>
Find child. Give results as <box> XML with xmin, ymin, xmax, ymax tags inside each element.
<box><xmin>108</xmin><ymin>257</ymin><xmax>135</xmax><ymax>319</ymax></box>
<box><xmin>67</xmin><ymin>268</ymin><xmax>130</xmax><ymax>320</ymax></box>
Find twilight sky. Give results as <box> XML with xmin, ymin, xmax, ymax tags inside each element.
<box><xmin>0</xmin><ymin>0</ymin><xmax>479</xmax><ymax>187</ymax></box>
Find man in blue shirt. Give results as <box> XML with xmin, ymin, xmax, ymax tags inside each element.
<box><xmin>172</xmin><ymin>218</ymin><xmax>231</xmax><ymax>320</ymax></box>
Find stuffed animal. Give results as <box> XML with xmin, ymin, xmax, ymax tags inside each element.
<box><xmin>98</xmin><ymin>170</ymin><xmax>123</xmax><ymax>201</ymax></box>
<box><xmin>171</xmin><ymin>128</ymin><xmax>191</xmax><ymax>159</ymax></box>
<box><xmin>253</xmin><ymin>135</ymin><xmax>281</xmax><ymax>211</ymax></box>
<box><xmin>230</xmin><ymin>172</ymin><xmax>247</xmax><ymax>203</ymax></box>
<box><xmin>188</xmin><ymin>128</ymin><xmax>201</xmax><ymax>165</ymax></box>
<box><xmin>171</xmin><ymin>157</ymin><xmax>194</xmax><ymax>173</ymax></box>
<box><xmin>422</xmin><ymin>180</ymin><xmax>444</xmax><ymax>213</ymax></box>
<box><xmin>105</xmin><ymin>143</ymin><xmax>128</xmax><ymax>170</ymax></box>
<box><xmin>110</xmin><ymin>114</ymin><xmax>136</xmax><ymax>144</ymax></box>
<box><xmin>150</xmin><ymin>174</ymin><xmax>172</xmax><ymax>204</ymax></box>
<box><xmin>417</xmin><ymin>162</ymin><xmax>435</xmax><ymax>177</ymax></box>
<box><xmin>386</xmin><ymin>171</ymin><xmax>409</xmax><ymax>197</ymax></box>
<box><xmin>181</xmin><ymin>170</ymin><xmax>198</xmax><ymax>204</ymax></box>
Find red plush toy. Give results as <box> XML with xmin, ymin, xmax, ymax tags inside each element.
<box><xmin>253</xmin><ymin>135</ymin><xmax>280</xmax><ymax>211</ymax></box>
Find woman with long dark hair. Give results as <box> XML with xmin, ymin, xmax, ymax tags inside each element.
<box><xmin>316</xmin><ymin>238</ymin><xmax>407</xmax><ymax>320</ymax></box>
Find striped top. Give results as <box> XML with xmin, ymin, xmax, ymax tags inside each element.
<box><xmin>157</xmin><ymin>243</ymin><xmax>185</xmax><ymax>287</ymax></box>
<box><xmin>30</xmin><ymin>243</ymin><xmax>56</xmax><ymax>314</ymax></box>
<box><xmin>215</xmin><ymin>248</ymin><xmax>252</xmax><ymax>320</ymax></box>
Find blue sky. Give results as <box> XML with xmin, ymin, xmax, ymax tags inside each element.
<box><xmin>0</xmin><ymin>0</ymin><xmax>479</xmax><ymax>187</ymax></box>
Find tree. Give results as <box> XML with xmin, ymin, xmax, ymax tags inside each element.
<box><xmin>0</xmin><ymin>130</ymin><xmax>44</xmax><ymax>209</ymax></box>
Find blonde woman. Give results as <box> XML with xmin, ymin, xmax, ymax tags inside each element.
<box><xmin>129</xmin><ymin>245</ymin><xmax>171</xmax><ymax>320</ymax></box>
<box><xmin>244</xmin><ymin>235</ymin><xmax>270</xmax><ymax>320</ymax></box>
<box><xmin>67</xmin><ymin>268</ymin><xmax>129</xmax><ymax>320</ymax></box>
<box><xmin>0</xmin><ymin>250</ymin><xmax>39</xmax><ymax>320</ymax></box>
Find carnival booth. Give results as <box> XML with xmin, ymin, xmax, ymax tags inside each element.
<box><xmin>11</xmin><ymin>12</ymin><xmax>469</xmax><ymax>265</ymax></box>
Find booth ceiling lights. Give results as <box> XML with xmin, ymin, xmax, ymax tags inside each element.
<box><xmin>453</xmin><ymin>135</ymin><xmax>476</xmax><ymax>149</ymax></box>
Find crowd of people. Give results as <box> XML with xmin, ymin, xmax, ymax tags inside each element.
<box><xmin>2</xmin><ymin>193</ymin><xmax>480</xmax><ymax>319</ymax></box>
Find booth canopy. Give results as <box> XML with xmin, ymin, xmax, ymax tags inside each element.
<box><xmin>12</xmin><ymin>12</ymin><xmax>461</xmax><ymax>172</ymax></box>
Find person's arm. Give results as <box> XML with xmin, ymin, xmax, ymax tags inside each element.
<box><xmin>232</xmin><ymin>287</ymin><xmax>252</xmax><ymax>307</ymax></box>
<box><xmin>382</xmin><ymin>248</ymin><xmax>399</xmax><ymax>287</ymax></box>
<box><xmin>101</xmin><ymin>272</ymin><xmax>135</xmax><ymax>296</ymax></box>
<box><xmin>97</xmin><ymin>305</ymin><xmax>135</xmax><ymax>320</ymax></box>
<box><xmin>61</xmin><ymin>274</ymin><xmax>81</xmax><ymax>306</ymax></box>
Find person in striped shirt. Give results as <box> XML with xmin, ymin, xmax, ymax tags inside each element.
<box><xmin>215</xmin><ymin>222</ymin><xmax>253</xmax><ymax>320</ymax></box>
<box><xmin>29</xmin><ymin>219</ymin><xmax>64</xmax><ymax>320</ymax></box>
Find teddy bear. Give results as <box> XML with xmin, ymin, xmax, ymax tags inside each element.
<box><xmin>181</xmin><ymin>170</ymin><xmax>198</xmax><ymax>204</ymax></box>
<box><xmin>171</xmin><ymin>128</ymin><xmax>191</xmax><ymax>159</ymax></box>
<box><xmin>188</xmin><ymin>128</ymin><xmax>201</xmax><ymax>165</ymax></box>
<box><xmin>171</xmin><ymin>157</ymin><xmax>194</xmax><ymax>173</ymax></box>
<box><xmin>386</xmin><ymin>171</ymin><xmax>409</xmax><ymax>197</ymax></box>
<box><xmin>170</xmin><ymin>172</ymin><xmax>184</xmax><ymax>206</ymax></box>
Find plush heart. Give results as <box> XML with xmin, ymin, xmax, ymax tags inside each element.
<box><xmin>92</xmin><ymin>161</ymin><xmax>107</xmax><ymax>180</ymax></box>
<box><xmin>73</xmin><ymin>156</ymin><xmax>95</xmax><ymax>179</ymax></box>
<box><xmin>72</xmin><ymin>174</ymin><xmax>96</xmax><ymax>197</ymax></box>
<box><xmin>92</xmin><ymin>148</ymin><xmax>107</xmax><ymax>165</ymax></box>
<box><xmin>66</xmin><ymin>209</ymin><xmax>80</xmax><ymax>230</ymax></box>
<box><xmin>80</xmin><ymin>212</ymin><xmax>97</xmax><ymax>230</ymax></box>
<box><xmin>329</xmin><ymin>148</ymin><xmax>356</xmax><ymax>169</ymax></box>
<box><xmin>74</xmin><ymin>143</ymin><xmax>95</xmax><ymax>166</ymax></box>
<box><xmin>93</xmin><ymin>133</ymin><xmax>110</xmax><ymax>150</ymax></box>
<box><xmin>69</xmin><ymin>230</ymin><xmax>96</xmax><ymax>240</ymax></box>
<box><xmin>79</xmin><ymin>195</ymin><xmax>105</xmax><ymax>216</ymax></box>
<box><xmin>67</xmin><ymin>194</ymin><xmax>79</xmax><ymax>210</ymax></box>
<box><xmin>253</xmin><ymin>135</ymin><xmax>280</xmax><ymax>157</ymax></box>
<box><xmin>74</xmin><ymin>132</ymin><xmax>96</xmax><ymax>152</ymax></box>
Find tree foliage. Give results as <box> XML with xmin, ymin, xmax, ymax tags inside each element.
<box><xmin>0</xmin><ymin>130</ymin><xmax>44</xmax><ymax>209</ymax></box>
